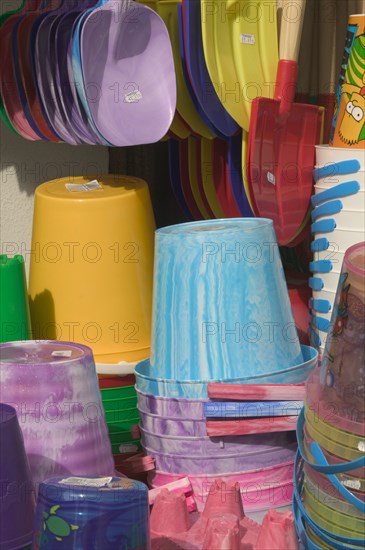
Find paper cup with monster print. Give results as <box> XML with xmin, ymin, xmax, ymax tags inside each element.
<box><xmin>319</xmin><ymin>242</ymin><xmax>365</xmax><ymax>425</ymax></box>
<box><xmin>330</xmin><ymin>15</ymin><xmax>365</xmax><ymax>149</ymax></box>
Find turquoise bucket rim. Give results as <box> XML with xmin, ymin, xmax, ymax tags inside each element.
<box><xmin>135</xmin><ymin>344</ymin><xmax>317</xmax><ymax>386</ymax></box>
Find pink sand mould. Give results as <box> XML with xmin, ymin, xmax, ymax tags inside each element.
<box><xmin>149</xmin><ymin>480</ymin><xmax>299</xmax><ymax>549</ymax></box>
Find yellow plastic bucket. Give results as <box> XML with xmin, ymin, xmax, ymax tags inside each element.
<box><xmin>28</xmin><ymin>175</ymin><xmax>155</xmax><ymax>365</ymax></box>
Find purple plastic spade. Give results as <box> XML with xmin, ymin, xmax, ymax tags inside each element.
<box><xmin>34</xmin><ymin>1</ymin><xmax>85</xmax><ymax>144</ymax></box>
<box><xmin>53</xmin><ymin>3</ymin><xmax>104</xmax><ymax>144</ymax></box>
<box><xmin>79</xmin><ymin>0</ymin><xmax>176</xmax><ymax>146</ymax></box>
<box><xmin>47</xmin><ymin>5</ymin><xmax>97</xmax><ymax>144</ymax></box>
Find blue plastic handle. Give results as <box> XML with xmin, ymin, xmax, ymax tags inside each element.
<box><xmin>311</xmin><ymin>199</ymin><xmax>343</xmax><ymax>221</ymax></box>
<box><xmin>292</xmin><ymin>496</ymin><xmax>323</xmax><ymax>550</ymax></box>
<box><xmin>314</xmin><ymin>159</ymin><xmax>361</xmax><ymax>182</ymax></box>
<box><xmin>293</xmin><ymin>453</ymin><xmax>365</xmax><ymax>548</ymax></box>
<box><xmin>296</xmin><ymin>408</ymin><xmax>365</xmax><ymax>474</ymax></box>
<box><xmin>310</xmin><ymin>442</ymin><xmax>365</xmax><ymax>514</ymax></box>
<box><xmin>311</xmin><ymin>218</ymin><xmax>336</xmax><ymax>234</ymax></box>
<box><xmin>309</xmin><ymin>277</ymin><xmax>324</xmax><ymax>291</ymax></box>
<box><xmin>309</xmin><ymin>259</ymin><xmax>332</xmax><ymax>273</ymax></box>
<box><xmin>312</xmin><ymin>180</ymin><xmax>360</xmax><ymax>207</ymax></box>
<box><xmin>310</xmin><ymin>298</ymin><xmax>331</xmax><ymax>313</ymax></box>
<box><xmin>311</xmin><ymin>237</ymin><xmax>329</xmax><ymax>252</ymax></box>
<box><xmin>311</xmin><ymin>315</ymin><xmax>330</xmax><ymax>332</ymax></box>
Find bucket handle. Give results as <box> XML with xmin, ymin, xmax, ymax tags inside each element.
<box><xmin>296</xmin><ymin>408</ymin><xmax>365</xmax><ymax>513</ymax></box>
<box><xmin>293</xmin><ymin>450</ymin><xmax>365</xmax><ymax>548</ymax></box>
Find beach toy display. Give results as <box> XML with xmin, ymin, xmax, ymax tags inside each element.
<box><xmin>0</xmin><ymin>403</ymin><xmax>36</xmax><ymax>550</ymax></box>
<box><xmin>32</xmin><ymin>476</ymin><xmax>150</xmax><ymax>549</ymax></box>
<box><xmin>134</xmin><ymin>218</ymin><xmax>319</xmax><ymax>519</ymax></box>
<box><xmin>0</xmin><ymin>340</ymin><xmax>115</xmax><ymax>491</ymax></box>
<box><xmin>0</xmin><ymin>254</ymin><xmax>32</xmax><ymax>343</ymax></box>
<box><xmin>330</xmin><ymin>14</ymin><xmax>365</xmax><ymax>149</ymax></box>
<box><xmin>28</xmin><ymin>175</ymin><xmax>155</xmax><ymax>366</ymax></box>
<box><xmin>150</xmin><ymin>218</ymin><xmax>304</xmax><ymax>381</ymax></box>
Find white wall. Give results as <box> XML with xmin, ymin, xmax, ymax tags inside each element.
<box><xmin>0</xmin><ymin>119</ymin><xmax>108</xmax><ymax>276</ymax></box>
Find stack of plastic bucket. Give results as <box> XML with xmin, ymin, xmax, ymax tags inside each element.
<box><xmin>310</xmin><ymin>147</ymin><xmax>364</xmax><ymax>354</ymax></box>
<box><xmin>27</xmin><ymin>175</ymin><xmax>155</xmax><ymax>463</ymax></box>
<box><xmin>0</xmin><ymin>255</ymin><xmax>32</xmax><ymax>343</ymax></box>
<box><xmin>99</xmin><ymin>375</ymin><xmax>142</xmax><ymax>468</ymax></box>
<box><xmin>295</xmin><ymin>242</ymin><xmax>365</xmax><ymax>549</ymax></box>
<box><xmin>135</xmin><ymin>219</ymin><xmax>318</xmax><ymax>514</ymax></box>
<box><xmin>310</xmin><ymin>12</ymin><xmax>365</xmax><ymax>355</ymax></box>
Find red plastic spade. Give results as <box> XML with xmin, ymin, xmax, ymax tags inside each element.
<box><xmin>247</xmin><ymin>0</ymin><xmax>323</xmax><ymax>245</ymax></box>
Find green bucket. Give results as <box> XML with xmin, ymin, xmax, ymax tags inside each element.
<box><xmin>0</xmin><ymin>255</ymin><xmax>32</xmax><ymax>342</ymax></box>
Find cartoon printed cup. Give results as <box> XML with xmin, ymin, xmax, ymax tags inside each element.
<box><xmin>330</xmin><ymin>15</ymin><xmax>365</xmax><ymax>149</ymax></box>
<box><xmin>320</xmin><ymin>242</ymin><xmax>365</xmax><ymax>423</ymax></box>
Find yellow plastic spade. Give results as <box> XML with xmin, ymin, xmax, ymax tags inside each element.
<box><xmin>200</xmin><ymin>137</ymin><xmax>225</xmax><ymax>218</ymax></box>
<box><xmin>158</xmin><ymin>0</ymin><xmax>214</xmax><ymax>139</ymax></box>
<box><xmin>201</xmin><ymin>0</ymin><xmax>278</xmax><ymax>131</ymax></box>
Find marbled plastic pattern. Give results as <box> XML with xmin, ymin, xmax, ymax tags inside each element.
<box><xmin>136</xmin><ymin>388</ymin><xmax>207</xmax><ymax>418</ymax></box>
<box><xmin>0</xmin><ymin>341</ymin><xmax>115</xmax><ymax>491</ymax></box>
<box><xmin>140</xmin><ymin>425</ymin><xmax>297</xmax><ymax>456</ymax></box>
<box><xmin>135</xmin><ymin>345</ymin><xmax>318</xmax><ymax>398</ymax></box>
<box><xmin>143</xmin><ymin>442</ymin><xmax>297</xmax><ymax>474</ymax></box>
<box><xmin>139</xmin><ymin>410</ymin><xmax>207</xmax><ymax>436</ymax></box>
<box><xmin>150</xmin><ymin>219</ymin><xmax>303</xmax><ymax>380</ymax></box>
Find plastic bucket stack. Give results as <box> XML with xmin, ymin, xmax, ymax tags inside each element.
<box><xmin>0</xmin><ymin>255</ymin><xmax>32</xmax><ymax>343</ymax></box>
<box><xmin>136</xmin><ymin>219</ymin><xmax>318</xmax><ymax>514</ymax></box>
<box><xmin>99</xmin><ymin>376</ymin><xmax>142</xmax><ymax>468</ymax></box>
<box><xmin>310</xmin><ymin>147</ymin><xmax>365</xmax><ymax>353</ymax></box>
<box><xmin>295</xmin><ymin>242</ymin><xmax>365</xmax><ymax>549</ymax></box>
<box><xmin>27</xmin><ymin>174</ymin><xmax>155</xmax><ymax>466</ymax></box>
